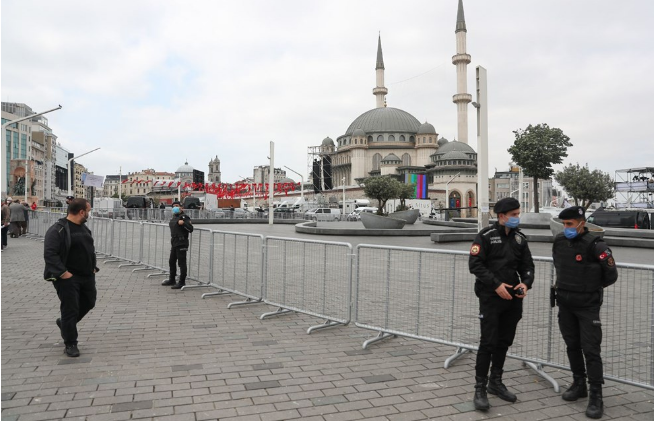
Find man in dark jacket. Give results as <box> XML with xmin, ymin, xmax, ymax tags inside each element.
<box><xmin>553</xmin><ymin>206</ymin><xmax>618</xmax><ymax>419</ymax></box>
<box><xmin>468</xmin><ymin>197</ymin><xmax>535</xmax><ymax>411</ymax></box>
<box><xmin>43</xmin><ymin>198</ymin><xmax>99</xmax><ymax>357</ymax></box>
<box><xmin>162</xmin><ymin>200</ymin><xmax>193</xmax><ymax>289</ymax></box>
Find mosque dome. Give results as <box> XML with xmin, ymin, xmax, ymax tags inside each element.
<box><xmin>321</xmin><ymin>137</ymin><xmax>335</xmax><ymax>147</ymax></box>
<box><xmin>345</xmin><ymin>107</ymin><xmax>421</xmax><ymax>136</ymax></box>
<box><xmin>441</xmin><ymin>150</ymin><xmax>471</xmax><ymax>160</ymax></box>
<box><xmin>435</xmin><ymin>140</ymin><xmax>476</xmax><ymax>154</ymax></box>
<box><xmin>352</xmin><ymin>128</ymin><xmax>367</xmax><ymax>137</ymax></box>
<box><xmin>437</xmin><ymin>137</ymin><xmax>449</xmax><ymax>146</ymax></box>
<box><xmin>417</xmin><ymin>122</ymin><xmax>436</xmax><ymax>134</ymax></box>
<box><xmin>381</xmin><ymin>153</ymin><xmax>401</xmax><ymax>162</ymax></box>
<box><xmin>176</xmin><ymin>161</ymin><xmax>194</xmax><ymax>173</ymax></box>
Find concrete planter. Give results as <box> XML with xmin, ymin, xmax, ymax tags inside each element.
<box><xmin>550</xmin><ymin>218</ymin><xmax>605</xmax><ymax>239</ymax></box>
<box><xmin>360</xmin><ymin>212</ymin><xmax>406</xmax><ymax>229</ymax></box>
<box><xmin>389</xmin><ymin>209</ymin><xmax>420</xmax><ymax>224</ymax></box>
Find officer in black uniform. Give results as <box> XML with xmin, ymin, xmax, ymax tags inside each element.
<box><xmin>161</xmin><ymin>200</ymin><xmax>194</xmax><ymax>289</ymax></box>
<box><xmin>552</xmin><ymin>206</ymin><xmax>618</xmax><ymax>419</ymax></box>
<box><xmin>468</xmin><ymin>197</ymin><xmax>535</xmax><ymax>411</ymax></box>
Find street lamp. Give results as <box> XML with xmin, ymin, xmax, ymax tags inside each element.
<box><xmin>68</xmin><ymin>148</ymin><xmax>100</xmax><ymax>197</ymax></box>
<box><xmin>1</xmin><ymin>105</ymin><xmax>62</xmax><ymax>199</ymax></box>
<box><xmin>283</xmin><ymin>165</ymin><xmax>304</xmax><ymax>205</ymax></box>
<box><xmin>342</xmin><ymin>177</ymin><xmax>346</xmax><ymax>217</ymax></box>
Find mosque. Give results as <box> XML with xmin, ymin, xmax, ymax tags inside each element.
<box><xmin>311</xmin><ymin>0</ymin><xmax>478</xmax><ymax>215</ymax></box>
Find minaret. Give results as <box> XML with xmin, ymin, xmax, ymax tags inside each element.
<box><xmin>452</xmin><ymin>0</ymin><xmax>472</xmax><ymax>144</ymax></box>
<box><xmin>373</xmin><ymin>34</ymin><xmax>388</xmax><ymax>108</ymax></box>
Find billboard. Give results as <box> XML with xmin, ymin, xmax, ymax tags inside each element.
<box><xmin>405</xmin><ymin>173</ymin><xmax>428</xmax><ymax>199</ymax></box>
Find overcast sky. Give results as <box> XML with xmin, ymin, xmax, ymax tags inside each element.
<box><xmin>2</xmin><ymin>0</ymin><xmax>653</xmax><ymax>185</ymax></box>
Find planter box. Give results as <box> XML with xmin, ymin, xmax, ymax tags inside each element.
<box><xmin>360</xmin><ymin>212</ymin><xmax>406</xmax><ymax>229</ymax></box>
<box><xmin>389</xmin><ymin>209</ymin><xmax>420</xmax><ymax>224</ymax></box>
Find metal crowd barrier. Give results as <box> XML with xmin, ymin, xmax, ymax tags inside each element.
<box><xmin>199</xmin><ymin>231</ymin><xmax>265</xmax><ymax>308</ymax></box>
<box><xmin>354</xmin><ymin>244</ymin><xmax>654</xmax><ymax>392</ymax></box>
<box><xmin>140</xmin><ymin>223</ymin><xmax>170</xmax><ymax>277</ymax></box>
<box><xmin>105</xmin><ymin>220</ymin><xmax>143</xmax><ymax>267</ymax></box>
<box><xmin>181</xmin><ymin>227</ymin><xmax>213</xmax><ymax>288</ymax></box>
<box><xmin>261</xmin><ymin>237</ymin><xmax>353</xmax><ymax>333</ymax></box>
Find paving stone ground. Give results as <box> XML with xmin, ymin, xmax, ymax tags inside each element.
<box><xmin>2</xmin><ymin>235</ymin><xmax>653</xmax><ymax>421</ymax></box>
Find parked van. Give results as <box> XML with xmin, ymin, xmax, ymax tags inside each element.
<box><xmin>182</xmin><ymin>196</ymin><xmax>201</xmax><ymax>209</ymax></box>
<box><xmin>587</xmin><ymin>210</ymin><xmax>651</xmax><ymax>229</ymax></box>
<box><xmin>125</xmin><ymin>196</ymin><xmax>149</xmax><ymax>208</ymax></box>
<box><xmin>305</xmin><ymin>208</ymin><xmax>341</xmax><ymax>221</ymax></box>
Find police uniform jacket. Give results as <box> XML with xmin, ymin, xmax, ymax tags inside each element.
<box><xmin>552</xmin><ymin>228</ymin><xmax>618</xmax><ymax>308</ymax></box>
<box><xmin>169</xmin><ymin>213</ymin><xmax>193</xmax><ymax>248</ymax></box>
<box><xmin>469</xmin><ymin>222</ymin><xmax>535</xmax><ymax>297</ymax></box>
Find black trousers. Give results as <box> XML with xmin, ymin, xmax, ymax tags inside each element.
<box><xmin>475</xmin><ymin>294</ymin><xmax>523</xmax><ymax>377</ymax></box>
<box><xmin>53</xmin><ymin>274</ymin><xmax>97</xmax><ymax>346</ymax></box>
<box><xmin>169</xmin><ymin>246</ymin><xmax>188</xmax><ymax>282</ymax></box>
<box><xmin>1</xmin><ymin>225</ymin><xmax>7</xmax><ymax>247</ymax></box>
<box><xmin>558</xmin><ymin>305</ymin><xmax>604</xmax><ymax>384</ymax></box>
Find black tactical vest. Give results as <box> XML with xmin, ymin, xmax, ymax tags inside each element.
<box><xmin>553</xmin><ymin>232</ymin><xmax>603</xmax><ymax>292</ymax></box>
<box><xmin>169</xmin><ymin>214</ymin><xmax>190</xmax><ymax>247</ymax></box>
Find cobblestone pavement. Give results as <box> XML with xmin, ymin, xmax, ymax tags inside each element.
<box><xmin>2</xmin><ymin>236</ymin><xmax>653</xmax><ymax>421</ymax></box>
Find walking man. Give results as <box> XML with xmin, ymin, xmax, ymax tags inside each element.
<box><xmin>9</xmin><ymin>198</ymin><xmax>26</xmax><ymax>237</ymax></box>
<box><xmin>468</xmin><ymin>197</ymin><xmax>535</xmax><ymax>410</ymax></box>
<box><xmin>162</xmin><ymin>200</ymin><xmax>193</xmax><ymax>289</ymax></box>
<box><xmin>43</xmin><ymin>198</ymin><xmax>98</xmax><ymax>357</ymax></box>
<box><xmin>553</xmin><ymin>206</ymin><xmax>618</xmax><ymax>419</ymax></box>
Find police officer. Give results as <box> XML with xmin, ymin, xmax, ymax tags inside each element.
<box><xmin>468</xmin><ymin>197</ymin><xmax>535</xmax><ymax>411</ymax></box>
<box><xmin>161</xmin><ymin>200</ymin><xmax>193</xmax><ymax>289</ymax></box>
<box><xmin>552</xmin><ymin>206</ymin><xmax>618</xmax><ymax>419</ymax></box>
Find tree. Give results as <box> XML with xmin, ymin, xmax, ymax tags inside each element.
<box><xmin>397</xmin><ymin>183</ymin><xmax>416</xmax><ymax>211</ymax></box>
<box><xmin>555</xmin><ymin>163</ymin><xmax>614</xmax><ymax>209</ymax></box>
<box><xmin>361</xmin><ymin>176</ymin><xmax>401</xmax><ymax>215</ymax></box>
<box><xmin>508</xmin><ymin>123</ymin><xmax>572</xmax><ymax>213</ymax></box>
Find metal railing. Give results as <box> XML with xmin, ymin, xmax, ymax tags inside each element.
<box><xmin>28</xmin><ymin>212</ymin><xmax>654</xmax><ymax>391</ymax></box>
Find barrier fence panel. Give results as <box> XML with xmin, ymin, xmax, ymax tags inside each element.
<box><xmin>182</xmin><ymin>227</ymin><xmax>213</xmax><ymax>287</ymax></box>
<box><xmin>90</xmin><ymin>218</ymin><xmax>113</xmax><ymax>256</ymax></box>
<box><xmin>139</xmin><ymin>223</ymin><xmax>169</xmax><ymax>275</ymax></box>
<box><xmin>201</xmin><ymin>231</ymin><xmax>265</xmax><ymax>308</ymax></box>
<box><xmin>107</xmin><ymin>220</ymin><xmax>143</xmax><ymax>266</ymax></box>
<box><xmin>262</xmin><ymin>236</ymin><xmax>353</xmax><ymax>333</ymax></box>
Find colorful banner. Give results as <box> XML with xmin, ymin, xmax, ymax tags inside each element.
<box><xmin>405</xmin><ymin>174</ymin><xmax>428</xmax><ymax>199</ymax></box>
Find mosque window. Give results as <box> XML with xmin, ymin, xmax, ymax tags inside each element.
<box><xmin>377</xmin><ymin>135</ymin><xmax>384</xmax><ymax>142</ymax></box>
<box><xmin>373</xmin><ymin>153</ymin><xmax>382</xmax><ymax>171</ymax></box>
<box><xmin>355</xmin><ymin>139</ymin><xmax>358</xmax><ymax>144</ymax></box>
<box><xmin>410</xmin><ymin>136</ymin><xmax>415</xmax><ymax>142</ymax></box>
<box><xmin>400</xmin><ymin>135</ymin><xmax>405</xmax><ymax>142</ymax></box>
<box><xmin>389</xmin><ymin>135</ymin><xmax>395</xmax><ymax>142</ymax></box>
<box><xmin>402</xmin><ymin>153</ymin><xmax>411</xmax><ymax>166</ymax></box>
<box><xmin>429</xmin><ymin>137</ymin><xmax>433</xmax><ymax>143</ymax></box>
<box><xmin>368</xmin><ymin>136</ymin><xmax>373</xmax><ymax>143</ymax></box>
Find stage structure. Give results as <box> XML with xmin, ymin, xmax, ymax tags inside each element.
<box><xmin>614</xmin><ymin>167</ymin><xmax>654</xmax><ymax>208</ymax></box>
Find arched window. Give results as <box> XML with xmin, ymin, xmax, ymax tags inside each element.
<box><xmin>429</xmin><ymin>137</ymin><xmax>433</xmax><ymax>143</ymax></box>
<box><xmin>388</xmin><ymin>135</ymin><xmax>395</xmax><ymax>142</ymax></box>
<box><xmin>377</xmin><ymin>135</ymin><xmax>384</xmax><ymax>142</ymax></box>
<box><xmin>402</xmin><ymin>153</ymin><xmax>411</xmax><ymax>166</ymax></box>
<box><xmin>400</xmin><ymin>135</ymin><xmax>405</xmax><ymax>142</ymax></box>
<box><xmin>368</xmin><ymin>135</ymin><xmax>373</xmax><ymax>143</ymax></box>
<box><xmin>372</xmin><ymin>153</ymin><xmax>382</xmax><ymax>171</ymax></box>
<box><xmin>409</xmin><ymin>136</ymin><xmax>415</xmax><ymax>143</ymax></box>
<box><xmin>355</xmin><ymin>139</ymin><xmax>357</xmax><ymax>145</ymax></box>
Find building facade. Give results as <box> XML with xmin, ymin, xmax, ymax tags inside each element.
<box><xmin>489</xmin><ymin>166</ymin><xmax>554</xmax><ymax>211</ymax></box>
<box><xmin>208</xmin><ymin>156</ymin><xmax>221</xmax><ymax>184</ymax></box>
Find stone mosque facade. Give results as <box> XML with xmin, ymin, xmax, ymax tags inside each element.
<box><xmin>314</xmin><ymin>0</ymin><xmax>478</xmax><ymax>214</ymax></box>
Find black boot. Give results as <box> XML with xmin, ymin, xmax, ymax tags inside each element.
<box><xmin>487</xmin><ymin>368</ymin><xmax>517</xmax><ymax>403</ymax></box>
<box><xmin>161</xmin><ymin>278</ymin><xmax>176</xmax><ymax>286</ymax></box>
<box><xmin>171</xmin><ymin>281</ymin><xmax>185</xmax><ymax>290</ymax></box>
<box><xmin>473</xmin><ymin>376</ymin><xmax>490</xmax><ymax>411</ymax></box>
<box><xmin>585</xmin><ymin>384</ymin><xmax>603</xmax><ymax>419</ymax></box>
<box><xmin>562</xmin><ymin>375</ymin><xmax>588</xmax><ymax>401</ymax></box>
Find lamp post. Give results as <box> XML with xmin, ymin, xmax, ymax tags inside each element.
<box><xmin>283</xmin><ymin>165</ymin><xmax>304</xmax><ymax>204</ymax></box>
<box><xmin>68</xmin><ymin>148</ymin><xmax>100</xmax><ymax>197</ymax></box>
<box><xmin>2</xmin><ymin>105</ymin><xmax>62</xmax><ymax>199</ymax></box>
<box><xmin>342</xmin><ymin>177</ymin><xmax>346</xmax><ymax>217</ymax></box>
<box><xmin>268</xmin><ymin>142</ymin><xmax>275</xmax><ymax>225</ymax></box>
<box><xmin>474</xmin><ymin>65</ymin><xmax>489</xmax><ymax>230</ymax></box>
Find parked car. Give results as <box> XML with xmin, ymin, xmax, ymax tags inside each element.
<box><xmin>306</xmin><ymin>208</ymin><xmax>341</xmax><ymax>221</ymax></box>
<box><xmin>587</xmin><ymin>210</ymin><xmax>651</xmax><ymax>229</ymax></box>
<box><xmin>347</xmin><ymin>207</ymin><xmax>378</xmax><ymax>221</ymax></box>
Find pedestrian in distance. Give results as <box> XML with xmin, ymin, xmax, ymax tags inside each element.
<box><xmin>552</xmin><ymin>206</ymin><xmax>618</xmax><ymax>419</ymax></box>
<box><xmin>161</xmin><ymin>200</ymin><xmax>193</xmax><ymax>289</ymax></box>
<box><xmin>65</xmin><ymin>195</ymin><xmax>74</xmax><ymax>206</ymax></box>
<box><xmin>159</xmin><ymin>202</ymin><xmax>165</xmax><ymax>209</ymax></box>
<box><xmin>1</xmin><ymin>198</ymin><xmax>10</xmax><ymax>250</ymax></box>
<box><xmin>31</xmin><ymin>201</ymin><xmax>37</xmax><ymax>210</ymax></box>
<box><xmin>468</xmin><ymin>197</ymin><xmax>535</xmax><ymax>411</ymax></box>
<box><xmin>43</xmin><ymin>198</ymin><xmax>99</xmax><ymax>358</ymax></box>
<box><xmin>9</xmin><ymin>198</ymin><xmax>25</xmax><ymax>238</ymax></box>
<box><xmin>22</xmin><ymin>202</ymin><xmax>29</xmax><ymax>235</ymax></box>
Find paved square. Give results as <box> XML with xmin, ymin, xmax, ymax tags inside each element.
<box><xmin>2</xmin><ymin>237</ymin><xmax>653</xmax><ymax>420</ymax></box>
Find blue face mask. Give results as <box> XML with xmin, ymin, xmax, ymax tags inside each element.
<box><xmin>172</xmin><ymin>206</ymin><xmax>181</xmax><ymax>215</ymax></box>
<box><xmin>504</xmin><ymin>216</ymin><xmax>520</xmax><ymax>228</ymax></box>
<box><xmin>563</xmin><ymin>222</ymin><xmax>582</xmax><ymax>239</ymax></box>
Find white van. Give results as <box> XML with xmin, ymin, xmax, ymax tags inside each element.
<box><xmin>306</xmin><ymin>208</ymin><xmax>341</xmax><ymax>221</ymax></box>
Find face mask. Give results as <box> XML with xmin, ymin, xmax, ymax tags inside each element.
<box><xmin>81</xmin><ymin>211</ymin><xmax>88</xmax><ymax>224</ymax></box>
<box><xmin>504</xmin><ymin>216</ymin><xmax>520</xmax><ymax>228</ymax></box>
<box><xmin>563</xmin><ymin>221</ymin><xmax>582</xmax><ymax>239</ymax></box>
<box><xmin>172</xmin><ymin>206</ymin><xmax>181</xmax><ymax>215</ymax></box>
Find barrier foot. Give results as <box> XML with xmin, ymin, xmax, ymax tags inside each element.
<box><xmin>180</xmin><ymin>283</ymin><xmax>213</xmax><ymax>291</ymax></box>
<box><xmin>307</xmin><ymin>319</ymin><xmax>344</xmax><ymax>335</ymax></box>
<box><xmin>118</xmin><ymin>263</ymin><xmax>141</xmax><ymax>268</ymax></box>
<box><xmin>260</xmin><ymin>307</ymin><xmax>294</xmax><ymax>320</ymax></box>
<box><xmin>202</xmin><ymin>289</ymin><xmax>231</xmax><ymax>298</ymax></box>
<box><xmin>362</xmin><ymin>331</ymin><xmax>396</xmax><ymax>349</ymax></box>
<box><xmin>103</xmin><ymin>259</ymin><xmax>121</xmax><ymax>264</ymax></box>
<box><xmin>227</xmin><ymin>298</ymin><xmax>264</xmax><ymax>309</ymax></box>
<box><xmin>524</xmin><ymin>362</ymin><xmax>560</xmax><ymax>393</ymax></box>
<box><xmin>132</xmin><ymin>267</ymin><xmax>153</xmax><ymax>272</ymax></box>
<box><xmin>147</xmin><ymin>272</ymin><xmax>168</xmax><ymax>278</ymax></box>
<box><xmin>444</xmin><ymin>347</ymin><xmax>471</xmax><ymax>369</ymax></box>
